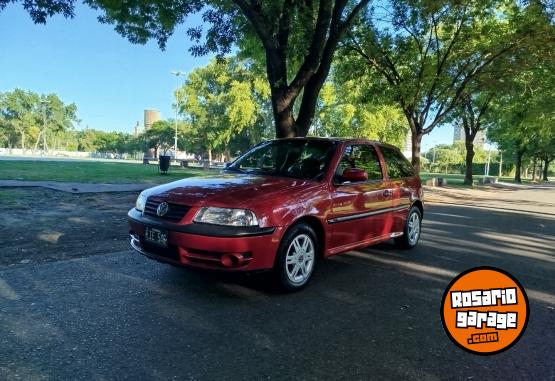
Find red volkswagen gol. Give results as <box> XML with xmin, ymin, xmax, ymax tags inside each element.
<box><xmin>128</xmin><ymin>138</ymin><xmax>423</xmax><ymax>290</ymax></box>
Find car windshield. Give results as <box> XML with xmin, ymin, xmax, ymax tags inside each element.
<box><xmin>226</xmin><ymin>140</ymin><xmax>337</xmax><ymax>180</ymax></box>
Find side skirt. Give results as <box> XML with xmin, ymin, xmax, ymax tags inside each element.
<box><xmin>325</xmin><ymin>231</ymin><xmax>403</xmax><ymax>257</ymax></box>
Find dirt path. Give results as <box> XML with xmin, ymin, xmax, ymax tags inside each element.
<box><xmin>0</xmin><ymin>179</ymin><xmax>149</xmax><ymax>193</ymax></box>
<box><xmin>0</xmin><ymin>188</ymin><xmax>137</xmax><ymax>267</ymax></box>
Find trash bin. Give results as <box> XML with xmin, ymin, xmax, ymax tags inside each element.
<box><xmin>159</xmin><ymin>155</ymin><xmax>171</xmax><ymax>174</ymax></box>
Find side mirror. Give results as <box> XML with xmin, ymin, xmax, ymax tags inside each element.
<box><xmin>224</xmin><ymin>162</ymin><xmax>231</xmax><ymax>168</ymax></box>
<box><xmin>342</xmin><ymin>168</ymin><xmax>368</xmax><ymax>182</ymax></box>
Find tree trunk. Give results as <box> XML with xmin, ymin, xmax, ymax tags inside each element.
<box><xmin>264</xmin><ymin>47</ymin><xmax>299</xmax><ymax>138</ymax></box>
<box><xmin>543</xmin><ymin>159</ymin><xmax>551</xmax><ymax>181</ymax></box>
<box><xmin>410</xmin><ymin>131</ymin><xmax>423</xmax><ymax>173</ymax></box>
<box><xmin>34</xmin><ymin>130</ymin><xmax>42</xmax><ymax>151</ymax></box>
<box><xmin>532</xmin><ymin>158</ymin><xmax>537</xmax><ymax>181</ymax></box>
<box><xmin>272</xmin><ymin>93</ymin><xmax>297</xmax><ymax>138</ymax></box>
<box><xmin>464</xmin><ymin>140</ymin><xmax>475</xmax><ymax>185</ymax></box>
<box><xmin>208</xmin><ymin>148</ymin><xmax>212</xmax><ymax>163</ymax></box>
<box><xmin>462</xmin><ymin>124</ymin><xmax>476</xmax><ymax>185</ymax></box>
<box><xmin>515</xmin><ymin>150</ymin><xmax>523</xmax><ymax>183</ymax></box>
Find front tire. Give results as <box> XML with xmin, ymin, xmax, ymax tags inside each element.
<box><xmin>274</xmin><ymin>223</ymin><xmax>318</xmax><ymax>291</ymax></box>
<box><xmin>395</xmin><ymin>206</ymin><xmax>422</xmax><ymax>249</ymax></box>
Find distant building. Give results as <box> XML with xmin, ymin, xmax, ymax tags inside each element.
<box><xmin>402</xmin><ymin>129</ymin><xmax>412</xmax><ymax>159</ymax></box>
<box><xmin>144</xmin><ymin>109</ymin><xmax>161</xmax><ymax>130</ymax></box>
<box><xmin>453</xmin><ymin>124</ymin><xmax>485</xmax><ymax>148</ymax></box>
<box><xmin>133</xmin><ymin>121</ymin><xmax>142</xmax><ymax>136</ymax></box>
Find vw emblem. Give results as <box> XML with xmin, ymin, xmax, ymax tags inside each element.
<box><xmin>156</xmin><ymin>202</ymin><xmax>169</xmax><ymax>217</ymax></box>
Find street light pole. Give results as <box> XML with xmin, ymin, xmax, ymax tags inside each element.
<box><xmin>171</xmin><ymin>70</ymin><xmax>186</xmax><ymax>159</ymax></box>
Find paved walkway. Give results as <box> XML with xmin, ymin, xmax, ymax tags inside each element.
<box><xmin>0</xmin><ymin>180</ymin><xmax>150</xmax><ymax>193</ymax></box>
<box><xmin>424</xmin><ymin>183</ymin><xmax>555</xmax><ymax>216</ymax></box>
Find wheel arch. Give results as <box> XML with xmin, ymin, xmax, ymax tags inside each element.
<box><xmin>412</xmin><ymin>200</ymin><xmax>424</xmax><ymax>218</ymax></box>
<box><xmin>288</xmin><ymin>215</ymin><xmax>327</xmax><ymax>257</ymax></box>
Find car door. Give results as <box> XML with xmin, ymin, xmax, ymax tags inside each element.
<box><xmin>377</xmin><ymin>144</ymin><xmax>417</xmax><ymax>233</ymax></box>
<box><xmin>329</xmin><ymin>143</ymin><xmax>395</xmax><ymax>252</ymax></box>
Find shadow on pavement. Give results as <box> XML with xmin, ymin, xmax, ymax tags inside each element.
<box><xmin>0</xmin><ymin>202</ymin><xmax>554</xmax><ymax>380</ymax></box>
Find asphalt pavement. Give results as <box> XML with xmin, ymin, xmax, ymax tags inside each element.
<box><xmin>1</xmin><ymin>200</ymin><xmax>554</xmax><ymax>380</ymax></box>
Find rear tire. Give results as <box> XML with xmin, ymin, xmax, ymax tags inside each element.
<box><xmin>274</xmin><ymin>223</ymin><xmax>319</xmax><ymax>291</ymax></box>
<box><xmin>395</xmin><ymin>206</ymin><xmax>422</xmax><ymax>249</ymax></box>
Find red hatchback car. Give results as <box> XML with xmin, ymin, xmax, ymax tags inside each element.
<box><xmin>128</xmin><ymin>138</ymin><xmax>423</xmax><ymax>290</ymax></box>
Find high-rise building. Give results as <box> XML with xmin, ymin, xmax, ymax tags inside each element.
<box><xmin>402</xmin><ymin>129</ymin><xmax>412</xmax><ymax>159</ymax></box>
<box><xmin>144</xmin><ymin>109</ymin><xmax>161</xmax><ymax>130</ymax></box>
<box><xmin>133</xmin><ymin>121</ymin><xmax>142</xmax><ymax>136</ymax></box>
<box><xmin>453</xmin><ymin>125</ymin><xmax>486</xmax><ymax>148</ymax></box>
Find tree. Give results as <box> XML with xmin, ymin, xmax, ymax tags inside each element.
<box><xmin>76</xmin><ymin>128</ymin><xmax>98</xmax><ymax>151</ymax></box>
<box><xmin>434</xmin><ymin>146</ymin><xmax>461</xmax><ymax>174</ymax></box>
<box><xmin>0</xmin><ymin>89</ymin><xmax>40</xmax><ymax>149</ymax></box>
<box><xmin>0</xmin><ymin>89</ymin><xmax>78</xmax><ymax>151</ymax></box>
<box><xmin>144</xmin><ymin>120</ymin><xmax>186</xmax><ymax>158</ymax></box>
<box><xmin>342</xmin><ymin>0</ymin><xmax>550</xmax><ymax>171</ymax></box>
<box><xmin>177</xmin><ymin>58</ymin><xmax>271</xmax><ymax>161</ymax></box>
<box><xmin>488</xmin><ymin>65</ymin><xmax>555</xmax><ymax>182</ymax></box>
<box><xmin>0</xmin><ymin>0</ymin><xmax>76</xmax><ymax>23</ymax></box>
<box><xmin>451</xmin><ymin>92</ymin><xmax>495</xmax><ymax>184</ymax></box>
<box><xmin>316</xmin><ymin>78</ymin><xmax>408</xmax><ymax>147</ymax></box>
<box><xmin>3</xmin><ymin>0</ymin><xmax>370</xmax><ymax>138</ymax></box>
<box><xmin>35</xmin><ymin>93</ymin><xmax>78</xmax><ymax>151</ymax></box>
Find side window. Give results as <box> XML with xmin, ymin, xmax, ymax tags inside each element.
<box><xmin>335</xmin><ymin>144</ymin><xmax>383</xmax><ymax>182</ymax></box>
<box><xmin>379</xmin><ymin>145</ymin><xmax>415</xmax><ymax>179</ymax></box>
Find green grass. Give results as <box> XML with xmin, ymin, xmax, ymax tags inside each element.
<box><xmin>0</xmin><ymin>160</ymin><xmax>215</xmax><ymax>184</ymax></box>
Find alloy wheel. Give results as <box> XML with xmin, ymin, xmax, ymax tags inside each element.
<box><xmin>407</xmin><ymin>212</ymin><xmax>420</xmax><ymax>245</ymax></box>
<box><xmin>285</xmin><ymin>234</ymin><xmax>315</xmax><ymax>284</ymax></box>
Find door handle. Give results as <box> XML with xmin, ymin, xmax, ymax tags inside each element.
<box><xmin>383</xmin><ymin>189</ymin><xmax>393</xmax><ymax>197</ymax></box>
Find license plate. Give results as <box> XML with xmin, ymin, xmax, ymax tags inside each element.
<box><xmin>144</xmin><ymin>226</ymin><xmax>168</xmax><ymax>247</ymax></box>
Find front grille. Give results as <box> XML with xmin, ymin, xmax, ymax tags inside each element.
<box><xmin>144</xmin><ymin>199</ymin><xmax>191</xmax><ymax>222</ymax></box>
<box><xmin>142</xmin><ymin>242</ymin><xmax>181</xmax><ymax>261</ymax></box>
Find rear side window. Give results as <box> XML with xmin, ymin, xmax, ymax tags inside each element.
<box><xmin>335</xmin><ymin>144</ymin><xmax>383</xmax><ymax>181</ymax></box>
<box><xmin>379</xmin><ymin>145</ymin><xmax>415</xmax><ymax>179</ymax></box>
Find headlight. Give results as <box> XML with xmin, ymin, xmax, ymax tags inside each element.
<box><xmin>135</xmin><ymin>193</ymin><xmax>147</xmax><ymax>212</ymax></box>
<box><xmin>193</xmin><ymin>207</ymin><xmax>259</xmax><ymax>227</ymax></box>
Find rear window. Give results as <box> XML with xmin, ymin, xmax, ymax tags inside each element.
<box><xmin>379</xmin><ymin>145</ymin><xmax>415</xmax><ymax>179</ymax></box>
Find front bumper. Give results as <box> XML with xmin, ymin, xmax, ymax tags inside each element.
<box><xmin>128</xmin><ymin>209</ymin><xmax>283</xmax><ymax>271</ymax></box>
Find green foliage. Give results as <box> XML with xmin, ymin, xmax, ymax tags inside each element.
<box><xmin>0</xmin><ymin>0</ymin><xmax>76</xmax><ymax>23</ymax></box>
<box><xmin>143</xmin><ymin>120</ymin><xmax>183</xmax><ymax>156</ymax></box>
<box><xmin>0</xmin><ymin>89</ymin><xmax>78</xmax><ymax>150</ymax></box>
<box><xmin>81</xmin><ymin>0</ymin><xmax>371</xmax><ymax>137</ymax></box>
<box><xmin>315</xmin><ymin>79</ymin><xmax>408</xmax><ymax>147</ymax></box>
<box><xmin>177</xmin><ymin>57</ymin><xmax>272</xmax><ymax>156</ymax></box>
<box><xmin>76</xmin><ymin>129</ymin><xmax>143</xmax><ymax>154</ymax></box>
<box><xmin>340</xmin><ymin>0</ymin><xmax>553</xmax><ymax>170</ymax></box>
<box><xmin>423</xmin><ymin>141</ymin><xmax>493</xmax><ymax>173</ymax></box>
<box><xmin>487</xmin><ymin>45</ymin><xmax>555</xmax><ymax>167</ymax></box>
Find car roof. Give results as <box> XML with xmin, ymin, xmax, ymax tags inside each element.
<box><xmin>272</xmin><ymin>136</ymin><xmax>402</xmax><ymax>150</ymax></box>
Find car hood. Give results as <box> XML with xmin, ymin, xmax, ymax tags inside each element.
<box><xmin>144</xmin><ymin>174</ymin><xmax>320</xmax><ymax>208</ymax></box>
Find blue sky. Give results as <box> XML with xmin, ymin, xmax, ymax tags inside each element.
<box><xmin>0</xmin><ymin>2</ymin><xmax>451</xmax><ymax>150</ymax></box>
<box><xmin>0</xmin><ymin>3</ymin><xmax>210</xmax><ymax>134</ymax></box>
